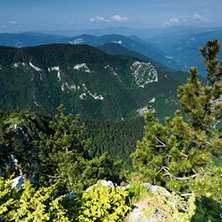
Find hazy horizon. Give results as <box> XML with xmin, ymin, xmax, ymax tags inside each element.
<box><xmin>1</xmin><ymin>0</ymin><xmax>222</xmax><ymax>34</ymax></box>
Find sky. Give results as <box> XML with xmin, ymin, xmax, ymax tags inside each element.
<box><xmin>0</xmin><ymin>0</ymin><xmax>222</xmax><ymax>33</ymax></box>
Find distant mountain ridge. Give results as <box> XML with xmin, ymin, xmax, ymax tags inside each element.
<box><xmin>0</xmin><ymin>32</ymin><xmax>65</xmax><ymax>48</ymax></box>
<box><xmin>0</xmin><ymin>43</ymin><xmax>190</xmax><ymax>121</ymax></box>
<box><xmin>0</xmin><ymin>32</ymin><xmax>179</xmax><ymax>71</ymax></box>
<box><xmin>147</xmin><ymin>27</ymin><xmax>222</xmax><ymax>76</ymax></box>
<box><xmin>1</xmin><ymin>26</ymin><xmax>222</xmax><ymax>76</ymax></box>
<box><xmin>97</xmin><ymin>42</ymin><xmax>171</xmax><ymax>71</ymax></box>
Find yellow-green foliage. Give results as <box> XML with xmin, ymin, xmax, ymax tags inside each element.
<box><xmin>78</xmin><ymin>180</ymin><xmax>131</xmax><ymax>222</ymax></box>
<box><xmin>12</xmin><ymin>181</ymin><xmax>69</xmax><ymax>222</ymax></box>
<box><xmin>0</xmin><ymin>178</ymin><xmax>70</xmax><ymax>222</ymax></box>
<box><xmin>0</xmin><ymin>177</ymin><xmax>18</xmax><ymax>221</ymax></box>
<box><xmin>1</xmin><ymin>178</ymin><xmax>131</xmax><ymax>222</ymax></box>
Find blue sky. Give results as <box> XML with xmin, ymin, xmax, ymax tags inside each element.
<box><xmin>0</xmin><ymin>0</ymin><xmax>221</xmax><ymax>33</ymax></box>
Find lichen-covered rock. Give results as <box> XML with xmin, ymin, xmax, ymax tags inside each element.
<box><xmin>127</xmin><ymin>183</ymin><xmax>184</xmax><ymax>222</ymax></box>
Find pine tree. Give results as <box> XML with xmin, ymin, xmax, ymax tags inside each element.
<box><xmin>36</xmin><ymin>105</ymin><xmax>122</xmax><ymax>194</ymax></box>
<box><xmin>131</xmin><ymin>40</ymin><xmax>222</xmax><ymax>200</ymax></box>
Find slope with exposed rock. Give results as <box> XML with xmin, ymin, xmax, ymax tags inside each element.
<box><xmin>0</xmin><ymin>43</ymin><xmax>191</xmax><ymax>121</ymax></box>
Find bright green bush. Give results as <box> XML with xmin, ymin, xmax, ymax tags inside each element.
<box><xmin>0</xmin><ymin>177</ymin><xmax>18</xmax><ymax>221</ymax></box>
<box><xmin>0</xmin><ymin>177</ymin><xmax>70</xmax><ymax>222</ymax></box>
<box><xmin>12</xmin><ymin>181</ymin><xmax>70</xmax><ymax>222</ymax></box>
<box><xmin>78</xmin><ymin>180</ymin><xmax>131</xmax><ymax>222</ymax></box>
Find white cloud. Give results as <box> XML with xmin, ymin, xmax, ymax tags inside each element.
<box><xmin>90</xmin><ymin>14</ymin><xmax>127</xmax><ymax>24</ymax></box>
<box><xmin>192</xmin><ymin>13</ymin><xmax>201</xmax><ymax>20</ymax></box>
<box><xmin>169</xmin><ymin>18</ymin><xmax>179</xmax><ymax>23</ymax></box>
<box><xmin>111</xmin><ymin>15</ymin><xmax>128</xmax><ymax>22</ymax></box>
<box><xmin>192</xmin><ymin>13</ymin><xmax>208</xmax><ymax>23</ymax></box>
<box><xmin>9</xmin><ymin>21</ymin><xmax>17</xmax><ymax>25</ymax></box>
<box><xmin>163</xmin><ymin>13</ymin><xmax>208</xmax><ymax>27</ymax></box>
<box><xmin>163</xmin><ymin>17</ymin><xmax>180</xmax><ymax>26</ymax></box>
<box><xmin>96</xmin><ymin>15</ymin><xmax>110</xmax><ymax>22</ymax></box>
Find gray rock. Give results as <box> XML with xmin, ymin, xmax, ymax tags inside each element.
<box><xmin>85</xmin><ymin>180</ymin><xmax>119</xmax><ymax>191</ymax></box>
<box><xmin>10</xmin><ymin>175</ymin><xmax>25</xmax><ymax>189</ymax></box>
<box><xmin>126</xmin><ymin>183</ymin><xmax>171</xmax><ymax>222</ymax></box>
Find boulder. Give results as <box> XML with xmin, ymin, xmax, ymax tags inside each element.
<box><xmin>127</xmin><ymin>183</ymin><xmax>171</xmax><ymax>222</ymax></box>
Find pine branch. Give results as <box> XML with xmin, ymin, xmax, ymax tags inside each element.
<box><xmin>158</xmin><ymin>166</ymin><xmax>173</xmax><ymax>181</ymax></box>
<box><xmin>156</xmin><ymin>145</ymin><xmax>165</xmax><ymax>148</ymax></box>
<box><xmin>179</xmin><ymin>152</ymin><xmax>189</xmax><ymax>160</ymax></box>
<box><xmin>150</xmin><ymin>130</ymin><xmax>166</xmax><ymax>147</ymax></box>
<box><xmin>180</xmin><ymin>193</ymin><xmax>195</xmax><ymax>197</ymax></box>
<box><xmin>46</xmin><ymin>175</ymin><xmax>61</xmax><ymax>179</ymax></box>
<box><xmin>159</xmin><ymin>166</ymin><xmax>199</xmax><ymax>181</ymax></box>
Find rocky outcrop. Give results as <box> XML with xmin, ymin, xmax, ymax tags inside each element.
<box><xmin>126</xmin><ymin>183</ymin><xmax>171</xmax><ymax>222</ymax></box>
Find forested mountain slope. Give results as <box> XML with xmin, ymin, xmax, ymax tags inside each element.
<box><xmin>0</xmin><ymin>44</ymin><xmax>189</xmax><ymax>122</ymax></box>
